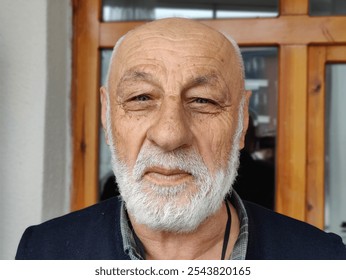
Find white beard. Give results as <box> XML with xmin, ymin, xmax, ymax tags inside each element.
<box><xmin>106</xmin><ymin>95</ymin><xmax>245</xmax><ymax>233</ymax></box>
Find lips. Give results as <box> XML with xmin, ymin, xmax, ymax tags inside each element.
<box><xmin>143</xmin><ymin>167</ymin><xmax>192</xmax><ymax>184</ymax></box>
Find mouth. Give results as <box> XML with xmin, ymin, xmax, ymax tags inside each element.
<box><xmin>143</xmin><ymin>167</ymin><xmax>192</xmax><ymax>185</ymax></box>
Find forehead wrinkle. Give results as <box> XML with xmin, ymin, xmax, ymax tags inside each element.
<box><xmin>117</xmin><ymin>65</ymin><xmax>165</xmax><ymax>87</ymax></box>
<box><xmin>115</xmin><ymin>68</ymin><xmax>164</xmax><ymax>101</ymax></box>
<box><xmin>182</xmin><ymin>70</ymin><xmax>234</xmax><ymax>106</ymax></box>
<box><xmin>121</xmin><ymin>69</ymin><xmax>153</xmax><ymax>82</ymax></box>
<box><xmin>183</xmin><ymin>72</ymin><xmax>219</xmax><ymax>91</ymax></box>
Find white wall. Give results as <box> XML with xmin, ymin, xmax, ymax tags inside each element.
<box><xmin>0</xmin><ymin>0</ymin><xmax>72</xmax><ymax>259</ymax></box>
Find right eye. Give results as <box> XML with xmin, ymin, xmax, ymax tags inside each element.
<box><xmin>122</xmin><ymin>93</ymin><xmax>157</xmax><ymax>112</ymax></box>
<box><xmin>130</xmin><ymin>94</ymin><xmax>151</xmax><ymax>102</ymax></box>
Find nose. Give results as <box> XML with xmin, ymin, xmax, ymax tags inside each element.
<box><xmin>146</xmin><ymin>99</ymin><xmax>193</xmax><ymax>152</ymax></box>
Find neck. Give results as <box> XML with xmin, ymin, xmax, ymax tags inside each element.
<box><xmin>129</xmin><ymin>201</ymin><xmax>240</xmax><ymax>260</ymax></box>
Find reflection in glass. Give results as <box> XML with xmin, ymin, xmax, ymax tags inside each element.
<box><xmin>154</xmin><ymin>8</ymin><xmax>213</xmax><ymax>19</ymax></box>
<box><xmin>243</xmin><ymin>48</ymin><xmax>278</xmax><ymax>139</ymax></box>
<box><xmin>103</xmin><ymin>0</ymin><xmax>155</xmax><ymax>21</ymax></box>
<box><xmin>99</xmin><ymin>50</ymin><xmax>113</xmax><ymax>196</ymax></box>
<box><xmin>310</xmin><ymin>0</ymin><xmax>346</xmax><ymax>16</ymax></box>
<box><xmin>102</xmin><ymin>0</ymin><xmax>278</xmax><ymax>21</ymax></box>
<box><xmin>234</xmin><ymin>48</ymin><xmax>277</xmax><ymax>210</ymax></box>
<box><xmin>98</xmin><ymin>47</ymin><xmax>278</xmax><ymax>209</ymax></box>
<box><xmin>325</xmin><ymin>64</ymin><xmax>346</xmax><ymax>244</ymax></box>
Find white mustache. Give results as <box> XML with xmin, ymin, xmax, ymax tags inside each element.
<box><xmin>132</xmin><ymin>146</ymin><xmax>210</xmax><ymax>182</ymax></box>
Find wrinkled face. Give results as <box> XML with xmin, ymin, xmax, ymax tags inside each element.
<box><xmin>101</xmin><ymin>19</ymin><xmax>248</xmax><ymax>232</ymax></box>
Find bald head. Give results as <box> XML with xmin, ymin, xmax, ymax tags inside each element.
<box><xmin>105</xmin><ymin>18</ymin><xmax>245</xmax><ymax>97</ymax></box>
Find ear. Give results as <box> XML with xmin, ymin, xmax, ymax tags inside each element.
<box><xmin>238</xmin><ymin>90</ymin><xmax>252</xmax><ymax>150</ymax></box>
<box><xmin>100</xmin><ymin>86</ymin><xmax>110</xmax><ymax>145</ymax></box>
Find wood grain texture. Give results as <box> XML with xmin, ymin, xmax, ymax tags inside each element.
<box><xmin>276</xmin><ymin>45</ymin><xmax>308</xmax><ymax>221</ymax></box>
<box><xmin>280</xmin><ymin>0</ymin><xmax>309</xmax><ymax>15</ymax></box>
<box><xmin>326</xmin><ymin>46</ymin><xmax>346</xmax><ymax>61</ymax></box>
<box><xmin>306</xmin><ymin>46</ymin><xmax>346</xmax><ymax>229</ymax></box>
<box><xmin>306</xmin><ymin>47</ymin><xmax>326</xmax><ymax>229</ymax></box>
<box><xmin>99</xmin><ymin>16</ymin><xmax>346</xmax><ymax>47</ymax></box>
<box><xmin>71</xmin><ymin>0</ymin><xmax>100</xmax><ymax>210</ymax></box>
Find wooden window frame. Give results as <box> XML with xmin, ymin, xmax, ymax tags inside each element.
<box><xmin>307</xmin><ymin>46</ymin><xmax>346</xmax><ymax>228</ymax></box>
<box><xmin>71</xmin><ymin>0</ymin><xmax>346</xmax><ymax>229</ymax></box>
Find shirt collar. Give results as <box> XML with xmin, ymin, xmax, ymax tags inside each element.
<box><xmin>229</xmin><ymin>191</ymin><xmax>249</xmax><ymax>260</ymax></box>
<box><xmin>120</xmin><ymin>204</ymin><xmax>144</xmax><ymax>260</ymax></box>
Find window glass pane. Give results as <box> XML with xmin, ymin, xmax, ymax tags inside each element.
<box><xmin>102</xmin><ymin>0</ymin><xmax>278</xmax><ymax>22</ymax></box>
<box><xmin>325</xmin><ymin>64</ymin><xmax>346</xmax><ymax>244</ymax></box>
<box><xmin>235</xmin><ymin>47</ymin><xmax>277</xmax><ymax>210</ymax></box>
<box><xmin>310</xmin><ymin>0</ymin><xmax>346</xmax><ymax>16</ymax></box>
<box><xmin>98</xmin><ymin>50</ymin><xmax>113</xmax><ymax>200</ymax></box>
<box><xmin>98</xmin><ymin>47</ymin><xmax>278</xmax><ymax>210</ymax></box>
<box><xmin>155</xmin><ymin>8</ymin><xmax>213</xmax><ymax>19</ymax></box>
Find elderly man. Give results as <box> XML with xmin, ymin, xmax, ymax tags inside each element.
<box><xmin>16</xmin><ymin>18</ymin><xmax>346</xmax><ymax>260</ymax></box>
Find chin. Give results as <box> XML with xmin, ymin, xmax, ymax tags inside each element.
<box><xmin>121</xmin><ymin>170</ymin><xmax>231</xmax><ymax>233</ymax></box>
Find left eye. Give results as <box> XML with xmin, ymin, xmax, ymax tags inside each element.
<box><xmin>186</xmin><ymin>97</ymin><xmax>222</xmax><ymax>114</ymax></box>
<box><xmin>194</xmin><ymin>98</ymin><xmax>210</xmax><ymax>104</ymax></box>
<box><xmin>193</xmin><ymin>98</ymin><xmax>218</xmax><ymax>105</ymax></box>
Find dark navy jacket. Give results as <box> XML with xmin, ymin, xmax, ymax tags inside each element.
<box><xmin>16</xmin><ymin>197</ymin><xmax>346</xmax><ymax>260</ymax></box>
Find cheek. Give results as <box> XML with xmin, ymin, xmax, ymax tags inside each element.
<box><xmin>111</xmin><ymin>112</ymin><xmax>150</xmax><ymax>169</ymax></box>
<box><xmin>210</xmin><ymin>128</ymin><xmax>234</xmax><ymax>169</ymax></box>
<box><xmin>192</xmin><ymin>114</ymin><xmax>235</xmax><ymax>173</ymax></box>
